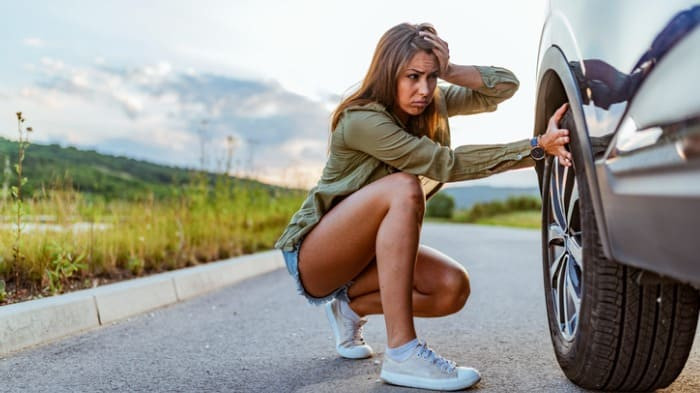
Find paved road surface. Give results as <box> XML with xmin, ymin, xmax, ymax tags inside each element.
<box><xmin>1</xmin><ymin>223</ymin><xmax>698</xmax><ymax>392</ymax></box>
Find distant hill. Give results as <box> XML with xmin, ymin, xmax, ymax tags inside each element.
<box><xmin>0</xmin><ymin>137</ymin><xmax>290</xmax><ymax>200</ymax></box>
<box><xmin>438</xmin><ymin>185</ymin><xmax>541</xmax><ymax>210</ymax></box>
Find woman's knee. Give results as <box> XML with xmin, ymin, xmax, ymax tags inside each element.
<box><xmin>386</xmin><ymin>172</ymin><xmax>425</xmax><ymax>213</ymax></box>
<box><xmin>437</xmin><ymin>267</ymin><xmax>471</xmax><ymax>315</ymax></box>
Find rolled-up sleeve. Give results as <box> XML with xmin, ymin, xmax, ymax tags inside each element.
<box><xmin>342</xmin><ymin>109</ymin><xmax>534</xmax><ymax>183</ymax></box>
<box><xmin>441</xmin><ymin>66</ymin><xmax>520</xmax><ymax>117</ymax></box>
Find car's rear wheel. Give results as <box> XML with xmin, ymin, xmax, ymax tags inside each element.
<box><xmin>541</xmin><ymin>109</ymin><xmax>700</xmax><ymax>391</ymax></box>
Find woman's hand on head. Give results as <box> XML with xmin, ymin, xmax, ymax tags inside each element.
<box><xmin>418</xmin><ymin>30</ymin><xmax>451</xmax><ymax>77</ymax></box>
<box><xmin>540</xmin><ymin>103</ymin><xmax>573</xmax><ymax>167</ymax></box>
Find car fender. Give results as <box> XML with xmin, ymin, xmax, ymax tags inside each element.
<box><xmin>535</xmin><ymin>45</ymin><xmax>613</xmax><ymax>259</ymax></box>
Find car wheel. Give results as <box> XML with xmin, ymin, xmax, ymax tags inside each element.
<box><xmin>541</xmin><ymin>108</ymin><xmax>700</xmax><ymax>391</ymax></box>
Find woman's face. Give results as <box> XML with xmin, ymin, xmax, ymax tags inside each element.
<box><xmin>393</xmin><ymin>51</ymin><xmax>439</xmax><ymax>123</ymax></box>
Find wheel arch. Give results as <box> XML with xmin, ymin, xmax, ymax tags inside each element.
<box><xmin>534</xmin><ymin>45</ymin><xmax>613</xmax><ymax>259</ymax></box>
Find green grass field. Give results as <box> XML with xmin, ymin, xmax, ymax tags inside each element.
<box><xmin>0</xmin><ymin>178</ymin><xmax>304</xmax><ymax>303</ymax></box>
<box><xmin>0</xmin><ymin>131</ymin><xmax>311</xmax><ymax>303</ymax></box>
<box><xmin>473</xmin><ymin>210</ymin><xmax>541</xmax><ymax>229</ymax></box>
<box><xmin>426</xmin><ymin>210</ymin><xmax>541</xmax><ymax>229</ymax></box>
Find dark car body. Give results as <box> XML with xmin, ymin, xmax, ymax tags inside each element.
<box><xmin>534</xmin><ymin>0</ymin><xmax>700</xmax><ymax>288</ymax></box>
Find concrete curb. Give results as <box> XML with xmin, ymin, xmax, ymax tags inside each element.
<box><xmin>0</xmin><ymin>249</ymin><xmax>284</xmax><ymax>358</ymax></box>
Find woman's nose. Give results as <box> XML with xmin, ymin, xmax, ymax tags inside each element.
<box><xmin>418</xmin><ymin>79</ymin><xmax>430</xmax><ymax>96</ymax></box>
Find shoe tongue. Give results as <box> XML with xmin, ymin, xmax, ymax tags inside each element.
<box><xmin>338</xmin><ymin>300</ymin><xmax>360</xmax><ymax>322</ymax></box>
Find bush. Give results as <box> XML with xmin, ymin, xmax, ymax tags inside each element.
<box><xmin>455</xmin><ymin>195</ymin><xmax>542</xmax><ymax>222</ymax></box>
<box><xmin>426</xmin><ymin>192</ymin><xmax>455</xmax><ymax>218</ymax></box>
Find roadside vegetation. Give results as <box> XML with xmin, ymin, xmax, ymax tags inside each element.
<box><xmin>0</xmin><ymin>113</ymin><xmax>305</xmax><ymax>305</ymax></box>
<box><xmin>0</xmin><ymin>112</ymin><xmax>540</xmax><ymax>306</ymax></box>
<box><xmin>426</xmin><ymin>192</ymin><xmax>542</xmax><ymax>229</ymax></box>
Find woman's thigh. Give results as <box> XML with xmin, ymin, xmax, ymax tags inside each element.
<box><xmin>298</xmin><ymin>172</ymin><xmax>424</xmax><ymax>298</ymax></box>
<box><xmin>347</xmin><ymin>244</ymin><xmax>469</xmax><ymax>299</ymax></box>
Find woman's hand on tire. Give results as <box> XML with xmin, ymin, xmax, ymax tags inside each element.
<box><xmin>541</xmin><ymin>103</ymin><xmax>573</xmax><ymax>167</ymax></box>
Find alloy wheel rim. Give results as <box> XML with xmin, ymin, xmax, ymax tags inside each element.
<box><xmin>547</xmin><ymin>157</ymin><xmax>583</xmax><ymax>342</ymax></box>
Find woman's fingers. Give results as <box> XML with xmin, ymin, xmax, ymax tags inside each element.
<box><xmin>541</xmin><ymin>102</ymin><xmax>573</xmax><ymax>166</ymax></box>
<box><xmin>554</xmin><ymin>137</ymin><xmax>572</xmax><ymax>167</ymax></box>
<box><xmin>419</xmin><ymin>31</ymin><xmax>450</xmax><ymax>73</ymax></box>
<box><xmin>420</xmin><ymin>31</ymin><xmax>448</xmax><ymax>48</ymax></box>
<box><xmin>552</xmin><ymin>102</ymin><xmax>569</xmax><ymax>124</ymax></box>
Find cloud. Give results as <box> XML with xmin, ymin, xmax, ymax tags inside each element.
<box><xmin>16</xmin><ymin>58</ymin><xmax>332</xmax><ymax>187</ymax></box>
<box><xmin>22</xmin><ymin>37</ymin><xmax>44</xmax><ymax>47</ymax></box>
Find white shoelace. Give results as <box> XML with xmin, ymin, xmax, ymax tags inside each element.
<box><xmin>416</xmin><ymin>341</ymin><xmax>457</xmax><ymax>374</ymax></box>
<box><xmin>340</xmin><ymin>317</ymin><xmax>367</xmax><ymax>347</ymax></box>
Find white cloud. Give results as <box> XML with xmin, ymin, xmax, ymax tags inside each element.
<box><xmin>2</xmin><ymin>58</ymin><xmax>332</xmax><ymax>188</ymax></box>
<box><xmin>22</xmin><ymin>37</ymin><xmax>44</xmax><ymax>47</ymax></box>
<box><xmin>280</xmin><ymin>138</ymin><xmax>327</xmax><ymax>159</ymax></box>
<box><xmin>39</xmin><ymin>57</ymin><xmax>64</xmax><ymax>73</ymax></box>
<box><xmin>2</xmin><ymin>0</ymin><xmax>550</xmax><ymax>189</ymax></box>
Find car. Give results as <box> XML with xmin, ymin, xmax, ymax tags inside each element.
<box><xmin>533</xmin><ymin>1</ymin><xmax>700</xmax><ymax>391</ymax></box>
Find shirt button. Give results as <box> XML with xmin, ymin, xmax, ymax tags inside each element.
<box><xmin>516</xmin><ymin>154</ymin><xmax>522</xmax><ymax>160</ymax></box>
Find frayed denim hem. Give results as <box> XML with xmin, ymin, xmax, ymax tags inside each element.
<box><xmin>281</xmin><ymin>242</ymin><xmax>352</xmax><ymax>306</ymax></box>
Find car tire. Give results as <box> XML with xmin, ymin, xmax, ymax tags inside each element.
<box><xmin>541</xmin><ymin>108</ymin><xmax>700</xmax><ymax>391</ymax></box>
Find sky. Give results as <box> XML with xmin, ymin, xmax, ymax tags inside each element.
<box><xmin>0</xmin><ymin>0</ymin><xmax>547</xmax><ymax>189</ymax></box>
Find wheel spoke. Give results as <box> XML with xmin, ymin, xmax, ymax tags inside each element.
<box><xmin>548</xmin><ymin>222</ymin><xmax>566</xmax><ymax>246</ymax></box>
<box><xmin>567</xmin><ymin>236</ymin><xmax>583</xmax><ymax>269</ymax></box>
<box><xmin>566</xmin><ymin>179</ymin><xmax>579</xmax><ymax>230</ymax></box>
<box><xmin>548</xmin><ymin>222</ymin><xmax>566</xmax><ymax>239</ymax></box>
<box><xmin>546</xmin><ymin>156</ymin><xmax>583</xmax><ymax>342</ymax></box>
<box><xmin>560</xmin><ymin>163</ymin><xmax>570</xmax><ymax>229</ymax></box>
<box><xmin>558</xmin><ymin>255</ymin><xmax>569</xmax><ymax>333</ymax></box>
<box><xmin>565</xmin><ymin>263</ymin><xmax>581</xmax><ymax>335</ymax></box>
<box><xmin>550</xmin><ymin>243</ymin><xmax>567</xmax><ymax>283</ymax></box>
<box><xmin>566</xmin><ymin>262</ymin><xmax>581</xmax><ymax>313</ymax></box>
<box><xmin>550</xmin><ymin>161</ymin><xmax>567</xmax><ymax>232</ymax></box>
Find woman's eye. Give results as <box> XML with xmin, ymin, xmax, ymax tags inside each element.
<box><xmin>429</xmin><ymin>73</ymin><xmax>438</xmax><ymax>80</ymax></box>
<box><xmin>408</xmin><ymin>74</ymin><xmax>418</xmax><ymax>80</ymax></box>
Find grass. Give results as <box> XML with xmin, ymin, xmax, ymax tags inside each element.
<box><xmin>426</xmin><ymin>210</ymin><xmax>541</xmax><ymax>229</ymax></box>
<box><xmin>425</xmin><ymin>194</ymin><xmax>542</xmax><ymax>229</ymax></box>
<box><xmin>472</xmin><ymin>210</ymin><xmax>541</xmax><ymax>229</ymax></box>
<box><xmin>0</xmin><ymin>176</ymin><xmax>305</xmax><ymax>304</ymax></box>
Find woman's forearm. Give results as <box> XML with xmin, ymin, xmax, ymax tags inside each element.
<box><xmin>442</xmin><ymin>64</ymin><xmax>484</xmax><ymax>89</ymax></box>
<box><xmin>443</xmin><ymin>64</ymin><xmax>519</xmax><ymax>94</ymax></box>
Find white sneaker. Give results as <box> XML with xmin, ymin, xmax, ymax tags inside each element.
<box><xmin>380</xmin><ymin>340</ymin><xmax>481</xmax><ymax>391</ymax></box>
<box><xmin>324</xmin><ymin>299</ymin><xmax>373</xmax><ymax>359</ymax></box>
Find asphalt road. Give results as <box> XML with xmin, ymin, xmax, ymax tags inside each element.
<box><xmin>1</xmin><ymin>223</ymin><xmax>698</xmax><ymax>392</ymax></box>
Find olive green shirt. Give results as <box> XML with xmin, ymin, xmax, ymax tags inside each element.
<box><xmin>274</xmin><ymin>66</ymin><xmax>535</xmax><ymax>252</ymax></box>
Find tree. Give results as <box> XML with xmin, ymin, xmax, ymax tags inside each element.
<box><xmin>426</xmin><ymin>192</ymin><xmax>455</xmax><ymax>218</ymax></box>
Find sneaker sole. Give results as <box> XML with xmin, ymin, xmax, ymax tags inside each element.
<box><xmin>380</xmin><ymin>369</ymin><xmax>481</xmax><ymax>391</ymax></box>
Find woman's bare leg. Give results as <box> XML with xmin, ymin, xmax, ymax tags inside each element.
<box><xmin>298</xmin><ymin>172</ymin><xmax>424</xmax><ymax>348</ymax></box>
<box><xmin>347</xmin><ymin>245</ymin><xmax>471</xmax><ymax>317</ymax></box>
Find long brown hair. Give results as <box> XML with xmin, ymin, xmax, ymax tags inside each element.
<box><xmin>331</xmin><ymin>23</ymin><xmax>442</xmax><ymax>140</ymax></box>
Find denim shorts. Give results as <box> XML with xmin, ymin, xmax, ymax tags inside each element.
<box><xmin>281</xmin><ymin>237</ymin><xmax>352</xmax><ymax>306</ymax></box>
